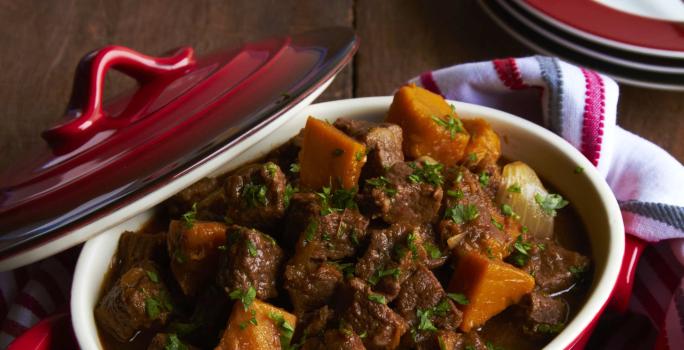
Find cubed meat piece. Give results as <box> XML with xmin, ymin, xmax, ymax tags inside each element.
<box><xmin>147</xmin><ymin>333</ymin><xmax>197</xmax><ymax>350</ymax></box>
<box><xmin>285</xmin><ymin>192</ymin><xmax>369</xmax><ymax>260</ymax></box>
<box><xmin>416</xmin><ymin>224</ymin><xmax>448</xmax><ymax>269</ymax></box>
<box><xmin>95</xmin><ymin>262</ymin><xmax>173</xmax><ymax>342</ymax></box>
<box><xmin>452</xmin><ymin>332</ymin><xmax>488</xmax><ymax>350</ymax></box>
<box><xmin>355</xmin><ymin>224</ymin><xmax>431</xmax><ymax>300</ymax></box>
<box><xmin>360</xmin><ymin>161</ymin><xmax>443</xmax><ymax>225</ymax></box>
<box><xmin>440</xmin><ymin>168</ymin><xmax>518</xmax><ymax>260</ymax></box>
<box><xmin>415</xmin><ymin>330</ymin><xmax>462</xmax><ymax>350</ymax></box>
<box><xmin>395</xmin><ymin>266</ymin><xmax>463</xmax><ymax>348</ymax></box>
<box><xmin>115</xmin><ymin>231</ymin><xmax>167</xmax><ymax>275</ymax></box>
<box><xmin>294</xmin><ymin>306</ymin><xmax>366</xmax><ymax>350</ymax></box>
<box><xmin>166</xmin><ymin>177</ymin><xmax>221</xmax><ymax>217</ymax></box>
<box><xmin>340</xmin><ymin>278</ymin><xmax>408</xmax><ymax>350</ymax></box>
<box><xmin>519</xmin><ymin>292</ymin><xmax>568</xmax><ymax>336</ymax></box>
<box><xmin>334</xmin><ymin>118</ymin><xmax>404</xmax><ymax>178</ymax></box>
<box><xmin>263</xmin><ymin>131</ymin><xmax>304</xmax><ymax>183</ymax></box>
<box><xmin>521</xmin><ymin>239</ymin><xmax>591</xmax><ymax>294</ymax></box>
<box><xmin>217</xmin><ymin>225</ymin><xmax>285</xmax><ymax>300</ymax></box>
<box><xmin>224</xmin><ymin>162</ymin><xmax>288</xmax><ymax>229</ymax></box>
<box><xmin>167</xmin><ymin>220</ymin><xmax>227</xmax><ymax>296</ymax></box>
<box><xmin>284</xmin><ymin>258</ymin><xmax>344</xmax><ymax>315</ymax></box>
<box><xmin>216</xmin><ymin>299</ymin><xmax>297</xmax><ymax>350</ymax></box>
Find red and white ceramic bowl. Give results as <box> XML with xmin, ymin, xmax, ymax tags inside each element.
<box><xmin>70</xmin><ymin>96</ymin><xmax>625</xmax><ymax>349</ymax></box>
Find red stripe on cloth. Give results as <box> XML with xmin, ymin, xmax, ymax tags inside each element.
<box><xmin>579</xmin><ymin>68</ymin><xmax>605</xmax><ymax>166</ymax></box>
<box><xmin>644</xmin><ymin>247</ymin><xmax>681</xmax><ymax>292</ymax></box>
<box><xmin>654</xmin><ymin>323</ymin><xmax>670</xmax><ymax>350</ymax></box>
<box><xmin>1</xmin><ymin>319</ymin><xmax>27</xmax><ymax>338</ymax></box>
<box><xmin>15</xmin><ymin>292</ymin><xmax>47</xmax><ymax>319</ymax></box>
<box><xmin>419</xmin><ymin>71</ymin><xmax>443</xmax><ymax>96</ymax></box>
<box><xmin>493</xmin><ymin>58</ymin><xmax>528</xmax><ymax>90</ymax></box>
<box><xmin>32</xmin><ymin>269</ymin><xmax>66</xmax><ymax>306</ymax></box>
<box><xmin>633</xmin><ymin>274</ymin><xmax>665</xmax><ymax>325</ymax></box>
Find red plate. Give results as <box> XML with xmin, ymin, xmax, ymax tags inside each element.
<box><xmin>521</xmin><ymin>0</ymin><xmax>684</xmax><ymax>56</ymax></box>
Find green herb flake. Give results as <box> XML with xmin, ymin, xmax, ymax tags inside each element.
<box><xmin>507</xmin><ymin>183</ymin><xmax>522</xmax><ymax>193</ymax></box>
<box><xmin>438</xmin><ymin>335</ymin><xmax>448</xmax><ymax>350</ymax></box>
<box><xmin>368</xmin><ymin>267</ymin><xmax>400</xmax><ymax>285</ymax></box>
<box><xmin>501</xmin><ymin>204</ymin><xmax>520</xmax><ymax>220</ymax></box>
<box><xmin>182</xmin><ymin>203</ymin><xmax>198</xmax><ymax>228</ymax></box>
<box><xmin>304</xmin><ymin>220</ymin><xmax>318</xmax><ymax>244</ymax></box>
<box><xmin>569</xmin><ymin>265</ymin><xmax>586</xmax><ymax>280</ymax></box>
<box><xmin>366</xmin><ymin>176</ymin><xmax>397</xmax><ymax>197</ymax></box>
<box><xmin>289</xmin><ymin>163</ymin><xmax>300</xmax><ymax>173</ymax></box>
<box><xmin>574</xmin><ymin>166</ymin><xmax>584</xmax><ymax>174</ymax></box>
<box><xmin>316</xmin><ymin>186</ymin><xmax>358</xmax><ymax>216</ymax></box>
<box><xmin>479</xmin><ymin>172</ymin><xmax>490</xmax><ymax>186</ymax></box>
<box><xmin>268</xmin><ymin>311</ymin><xmax>295</xmax><ymax>347</ymax></box>
<box><xmin>407</xmin><ymin>161</ymin><xmax>444</xmax><ymax>186</ymax></box>
<box><xmin>491</xmin><ymin>218</ymin><xmax>504</xmax><ymax>231</ymax></box>
<box><xmin>246</xmin><ymin>239</ymin><xmax>258</xmax><ymax>257</ymax></box>
<box><xmin>217</xmin><ymin>245</ymin><xmax>227</xmax><ymax>251</ymax></box>
<box><xmin>537</xmin><ymin>243</ymin><xmax>546</xmax><ymax>250</ymax></box>
<box><xmin>228</xmin><ymin>285</ymin><xmax>257</xmax><ymax>311</ymax></box>
<box><xmin>521</xmin><ymin>225</ymin><xmax>529</xmax><ymax>233</ymax></box>
<box><xmin>535</xmin><ymin>323</ymin><xmax>565</xmax><ymax>334</ymax></box>
<box><xmin>534</xmin><ymin>193</ymin><xmax>569</xmax><ymax>216</ymax></box>
<box><xmin>446</xmin><ymin>189</ymin><xmax>464</xmax><ymax>199</ymax></box>
<box><xmin>355</xmin><ymin>151</ymin><xmax>364</xmax><ymax>162</ymax></box>
<box><xmin>509</xmin><ymin>235</ymin><xmax>533</xmax><ymax>267</ymax></box>
<box><xmin>447</xmin><ymin>292</ymin><xmax>469</xmax><ymax>305</ymax></box>
<box><xmin>243</xmin><ymin>183</ymin><xmax>268</xmax><ymax>207</ymax></box>
<box><xmin>358</xmin><ymin>330</ymin><xmax>368</xmax><ymax>339</ymax></box>
<box><xmin>486</xmin><ymin>341</ymin><xmax>506</xmax><ymax>350</ymax></box>
<box><xmin>284</xmin><ymin>184</ymin><xmax>297</xmax><ymax>208</ymax></box>
<box><xmin>407</xmin><ymin>232</ymin><xmax>419</xmax><ymax>259</ymax></box>
<box><xmin>368</xmin><ymin>293</ymin><xmax>387</xmax><ymax>304</ymax></box>
<box><xmin>146</xmin><ymin>270</ymin><xmax>159</xmax><ymax>283</ymax></box>
<box><xmin>431</xmin><ymin>114</ymin><xmax>464</xmax><ymax>140</ymax></box>
<box><xmin>165</xmin><ymin>334</ymin><xmax>188</xmax><ymax>350</ymax></box>
<box><xmin>416</xmin><ymin>308</ymin><xmax>438</xmax><ymax>332</ymax></box>
<box><xmin>468</xmin><ymin>152</ymin><xmax>477</xmax><ymax>162</ymax></box>
<box><xmin>144</xmin><ymin>293</ymin><xmax>172</xmax><ymax>319</ymax></box>
<box><xmin>424</xmin><ymin>243</ymin><xmax>442</xmax><ymax>259</ymax></box>
<box><xmin>265</xmin><ymin>162</ymin><xmax>278</xmax><ymax>177</ymax></box>
<box><xmin>486</xmin><ymin>247</ymin><xmax>494</xmax><ymax>259</ymax></box>
<box><xmin>444</xmin><ymin>204</ymin><xmax>480</xmax><ymax>224</ymax></box>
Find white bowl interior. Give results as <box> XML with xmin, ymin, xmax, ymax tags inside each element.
<box><xmin>72</xmin><ymin>97</ymin><xmax>623</xmax><ymax>349</ymax></box>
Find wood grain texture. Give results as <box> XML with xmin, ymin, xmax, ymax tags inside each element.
<box><xmin>0</xmin><ymin>0</ymin><xmax>682</xmax><ymax>173</ymax></box>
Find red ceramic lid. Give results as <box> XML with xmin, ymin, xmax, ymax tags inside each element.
<box><xmin>0</xmin><ymin>27</ymin><xmax>358</xmax><ymax>268</ymax></box>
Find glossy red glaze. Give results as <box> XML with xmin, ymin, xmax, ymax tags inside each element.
<box><xmin>7</xmin><ymin>312</ymin><xmax>76</xmax><ymax>350</ymax></box>
<box><xmin>525</xmin><ymin>0</ymin><xmax>684</xmax><ymax>52</ymax></box>
<box><xmin>609</xmin><ymin>235</ymin><xmax>648</xmax><ymax>313</ymax></box>
<box><xmin>0</xmin><ymin>27</ymin><xmax>358</xmax><ymax>262</ymax></box>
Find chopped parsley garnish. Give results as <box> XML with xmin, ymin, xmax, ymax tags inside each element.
<box><xmin>173</xmin><ymin>247</ymin><xmax>186</xmax><ymax>264</ymax></box>
<box><xmin>479</xmin><ymin>172</ymin><xmax>490</xmax><ymax>186</ymax></box>
<box><xmin>407</xmin><ymin>232</ymin><xmax>419</xmax><ymax>259</ymax></box>
<box><xmin>146</xmin><ymin>270</ymin><xmax>159</xmax><ymax>283</ymax></box>
<box><xmin>182</xmin><ymin>203</ymin><xmax>197</xmax><ymax>228</ymax></box>
<box><xmin>284</xmin><ymin>184</ymin><xmax>297</xmax><ymax>208</ymax></box>
<box><xmin>165</xmin><ymin>334</ymin><xmax>188</xmax><ymax>350</ymax></box>
<box><xmin>431</xmin><ymin>114</ymin><xmax>464</xmax><ymax>140</ymax></box>
<box><xmin>289</xmin><ymin>163</ymin><xmax>300</xmax><ymax>173</ymax></box>
<box><xmin>444</xmin><ymin>204</ymin><xmax>479</xmax><ymax>224</ymax></box>
<box><xmin>366</xmin><ymin>176</ymin><xmax>397</xmax><ymax>197</ymax></box>
<box><xmin>246</xmin><ymin>239</ymin><xmax>258</xmax><ymax>257</ymax></box>
<box><xmin>239</xmin><ymin>309</ymin><xmax>258</xmax><ymax>329</ymax></box>
<box><xmin>501</xmin><ymin>204</ymin><xmax>520</xmax><ymax>220</ymax></box>
<box><xmin>424</xmin><ymin>242</ymin><xmax>442</xmax><ymax>259</ymax></box>
<box><xmin>534</xmin><ymin>323</ymin><xmax>565</xmax><ymax>334</ymax></box>
<box><xmin>332</xmin><ymin>148</ymin><xmax>344</xmax><ymax>157</ymax></box>
<box><xmin>569</xmin><ymin>265</ymin><xmax>586</xmax><ymax>280</ymax></box>
<box><xmin>368</xmin><ymin>267</ymin><xmax>400</xmax><ymax>285</ymax></box>
<box><xmin>455</xmin><ymin>171</ymin><xmax>464</xmax><ymax>183</ymax></box>
<box><xmin>486</xmin><ymin>341</ymin><xmax>506</xmax><ymax>350</ymax></box>
<box><xmin>537</xmin><ymin>242</ymin><xmax>546</xmax><ymax>250</ymax></box>
<box><xmin>510</xmin><ymin>235</ymin><xmax>533</xmax><ymax>267</ymax></box>
<box><xmin>217</xmin><ymin>245</ymin><xmax>227</xmax><ymax>251</ymax></box>
<box><xmin>521</xmin><ymin>225</ymin><xmax>529</xmax><ymax>233</ymax></box>
<box><xmin>316</xmin><ymin>186</ymin><xmax>358</xmax><ymax>216</ymax></box>
<box><xmin>468</xmin><ymin>152</ymin><xmax>477</xmax><ymax>162</ymax></box>
<box><xmin>228</xmin><ymin>285</ymin><xmax>257</xmax><ymax>311</ymax></box>
<box><xmin>268</xmin><ymin>311</ymin><xmax>295</xmax><ymax>347</ymax></box>
<box><xmin>446</xmin><ymin>189</ymin><xmax>464</xmax><ymax>199</ymax></box>
<box><xmin>534</xmin><ymin>193</ymin><xmax>569</xmax><ymax>216</ymax></box>
<box><xmin>355</xmin><ymin>151</ymin><xmax>364</xmax><ymax>162</ymax></box>
<box><xmin>330</xmin><ymin>261</ymin><xmax>356</xmax><ymax>278</ymax></box>
<box><xmin>145</xmin><ymin>293</ymin><xmax>173</xmax><ymax>319</ymax></box>
<box><xmin>438</xmin><ymin>336</ymin><xmax>448</xmax><ymax>350</ymax></box>
<box><xmin>368</xmin><ymin>293</ymin><xmax>387</xmax><ymax>304</ymax></box>
<box><xmin>507</xmin><ymin>183</ymin><xmax>521</xmax><ymax>193</ymax></box>
<box><xmin>408</xmin><ymin>161</ymin><xmax>444</xmax><ymax>186</ymax></box>
<box><xmin>243</xmin><ymin>183</ymin><xmax>268</xmax><ymax>207</ymax></box>
<box><xmin>358</xmin><ymin>330</ymin><xmax>368</xmax><ymax>339</ymax></box>
<box><xmin>491</xmin><ymin>218</ymin><xmax>504</xmax><ymax>230</ymax></box>
<box><xmin>416</xmin><ymin>307</ymin><xmax>438</xmax><ymax>332</ymax></box>
<box><xmin>265</xmin><ymin>162</ymin><xmax>278</xmax><ymax>177</ymax></box>
<box><xmin>574</xmin><ymin>166</ymin><xmax>584</xmax><ymax>174</ymax></box>
<box><xmin>447</xmin><ymin>292</ymin><xmax>469</xmax><ymax>305</ymax></box>
<box><xmin>304</xmin><ymin>220</ymin><xmax>318</xmax><ymax>244</ymax></box>
<box><xmin>486</xmin><ymin>247</ymin><xmax>494</xmax><ymax>259</ymax></box>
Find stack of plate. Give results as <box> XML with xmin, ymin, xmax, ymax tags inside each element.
<box><xmin>480</xmin><ymin>0</ymin><xmax>684</xmax><ymax>91</ymax></box>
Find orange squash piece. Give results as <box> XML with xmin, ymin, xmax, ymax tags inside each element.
<box><xmin>216</xmin><ymin>299</ymin><xmax>296</xmax><ymax>350</ymax></box>
<box><xmin>386</xmin><ymin>84</ymin><xmax>470</xmax><ymax>166</ymax></box>
<box><xmin>168</xmin><ymin>220</ymin><xmax>227</xmax><ymax>296</ymax></box>
<box><xmin>461</xmin><ymin>118</ymin><xmax>501</xmax><ymax>167</ymax></box>
<box><xmin>448</xmin><ymin>253</ymin><xmax>534</xmax><ymax>332</ymax></box>
<box><xmin>298</xmin><ymin>117</ymin><xmax>367</xmax><ymax>190</ymax></box>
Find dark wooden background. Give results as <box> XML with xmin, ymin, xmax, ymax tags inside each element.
<box><xmin>1</xmin><ymin>0</ymin><xmax>682</xmax><ymax>171</ymax></box>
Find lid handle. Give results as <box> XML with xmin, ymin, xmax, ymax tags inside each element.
<box><xmin>41</xmin><ymin>45</ymin><xmax>195</xmax><ymax>154</ymax></box>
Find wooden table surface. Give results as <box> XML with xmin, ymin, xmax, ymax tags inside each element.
<box><xmin>1</xmin><ymin>0</ymin><xmax>682</xmax><ymax>171</ymax></box>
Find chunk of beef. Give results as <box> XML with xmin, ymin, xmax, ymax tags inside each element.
<box><xmin>217</xmin><ymin>225</ymin><xmax>285</xmax><ymax>300</ymax></box>
<box><xmin>147</xmin><ymin>333</ymin><xmax>197</xmax><ymax>350</ymax></box>
<box><xmin>224</xmin><ymin>162</ymin><xmax>288</xmax><ymax>229</ymax></box>
<box><xmin>395</xmin><ymin>266</ymin><xmax>463</xmax><ymax>348</ymax></box>
<box><xmin>95</xmin><ymin>262</ymin><xmax>173</xmax><ymax>342</ymax></box>
<box><xmin>519</xmin><ymin>292</ymin><xmax>568</xmax><ymax>336</ymax></box>
<box><xmin>355</xmin><ymin>224</ymin><xmax>431</xmax><ymax>300</ymax></box>
<box><xmin>167</xmin><ymin>220</ymin><xmax>227</xmax><ymax>296</ymax></box>
<box><xmin>452</xmin><ymin>332</ymin><xmax>488</xmax><ymax>350</ymax></box>
<box><xmin>439</xmin><ymin>168</ymin><xmax>518</xmax><ymax>260</ymax></box>
<box><xmin>284</xmin><ymin>257</ymin><xmax>344</xmax><ymax>315</ymax></box>
<box><xmin>334</xmin><ymin>118</ymin><xmax>404</xmax><ymax>178</ymax></box>
<box><xmin>415</xmin><ymin>225</ymin><xmax>448</xmax><ymax>269</ymax></box>
<box><xmin>521</xmin><ymin>239</ymin><xmax>591</xmax><ymax>294</ymax></box>
<box><xmin>415</xmin><ymin>330</ymin><xmax>461</xmax><ymax>350</ymax></box>
<box><xmin>360</xmin><ymin>162</ymin><xmax>443</xmax><ymax>225</ymax></box>
<box><xmin>115</xmin><ymin>231</ymin><xmax>167</xmax><ymax>276</ymax></box>
<box><xmin>297</xmin><ymin>306</ymin><xmax>366</xmax><ymax>350</ymax></box>
<box><xmin>263</xmin><ymin>132</ymin><xmax>304</xmax><ymax>183</ymax></box>
<box><xmin>285</xmin><ymin>192</ymin><xmax>369</xmax><ymax>260</ymax></box>
<box><xmin>166</xmin><ymin>177</ymin><xmax>221</xmax><ymax>217</ymax></box>
<box><xmin>339</xmin><ymin>278</ymin><xmax>408</xmax><ymax>350</ymax></box>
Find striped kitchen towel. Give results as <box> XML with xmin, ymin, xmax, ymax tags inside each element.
<box><xmin>411</xmin><ymin>56</ymin><xmax>684</xmax><ymax>349</ymax></box>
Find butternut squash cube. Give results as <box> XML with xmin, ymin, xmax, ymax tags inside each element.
<box><xmin>461</xmin><ymin>118</ymin><xmax>501</xmax><ymax>167</ymax></box>
<box><xmin>386</xmin><ymin>84</ymin><xmax>470</xmax><ymax>166</ymax></box>
<box><xmin>448</xmin><ymin>253</ymin><xmax>534</xmax><ymax>332</ymax></box>
<box><xmin>216</xmin><ymin>299</ymin><xmax>296</xmax><ymax>350</ymax></box>
<box><xmin>298</xmin><ymin>117</ymin><xmax>367</xmax><ymax>190</ymax></box>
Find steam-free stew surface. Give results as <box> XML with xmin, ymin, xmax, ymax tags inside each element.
<box><xmin>95</xmin><ymin>85</ymin><xmax>592</xmax><ymax>350</ymax></box>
